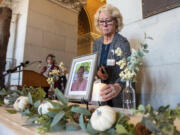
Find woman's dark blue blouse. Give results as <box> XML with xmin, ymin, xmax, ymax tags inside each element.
<box><xmin>100</xmin><ymin>43</ymin><xmax>111</xmax><ymax>66</ymax></box>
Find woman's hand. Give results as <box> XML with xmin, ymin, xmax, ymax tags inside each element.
<box><xmin>100</xmin><ymin>83</ymin><xmax>122</xmax><ymax>101</ymax></box>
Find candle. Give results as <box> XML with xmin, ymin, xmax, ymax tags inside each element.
<box><xmin>91</xmin><ymin>82</ymin><xmax>106</xmax><ymax>102</ymax></box>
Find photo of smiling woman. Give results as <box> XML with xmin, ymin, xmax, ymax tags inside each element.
<box><xmin>71</xmin><ymin>66</ymin><xmax>88</xmax><ymax>91</ymax></box>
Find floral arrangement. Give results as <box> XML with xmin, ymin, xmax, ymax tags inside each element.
<box><xmin>47</xmin><ymin>62</ymin><xmax>67</xmax><ymax>85</ymax></box>
<box><xmin>115</xmin><ymin>34</ymin><xmax>152</xmax><ymax>82</ymax></box>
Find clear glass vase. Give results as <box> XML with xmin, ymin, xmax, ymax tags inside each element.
<box><xmin>48</xmin><ymin>83</ymin><xmax>55</xmax><ymax>99</ymax></box>
<box><xmin>122</xmin><ymin>80</ymin><xmax>136</xmax><ymax>109</ymax></box>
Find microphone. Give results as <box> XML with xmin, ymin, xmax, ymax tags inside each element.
<box><xmin>2</xmin><ymin>61</ymin><xmax>30</xmax><ymax>76</ymax></box>
<box><xmin>20</xmin><ymin>61</ymin><xmax>30</xmax><ymax>67</ymax></box>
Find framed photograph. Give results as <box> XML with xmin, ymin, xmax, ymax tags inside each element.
<box><xmin>65</xmin><ymin>53</ymin><xmax>97</xmax><ymax>101</ymax></box>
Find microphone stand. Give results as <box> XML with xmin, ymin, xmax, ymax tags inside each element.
<box><xmin>3</xmin><ymin>60</ymin><xmax>42</xmax><ymax>88</ymax></box>
<box><xmin>3</xmin><ymin>61</ymin><xmax>29</xmax><ymax>88</ymax></box>
<box><xmin>18</xmin><ymin>65</ymin><xmax>21</xmax><ymax>88</ymax></box>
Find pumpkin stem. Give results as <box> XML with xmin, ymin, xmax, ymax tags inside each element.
<box><xmin>96</xmin><ymin>109</ymin><xmax>102</xmax><ymax>116</ymax></box>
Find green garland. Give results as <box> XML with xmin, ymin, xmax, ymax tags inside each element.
<box><xmin>0</xmin><ymin>87</ymin><xmax>180</xmax><ymax>135</ymax></box>
<box><xmin>25</xmin><ymin>89</ymin><xmax>180</xmax><ymax>135</ymax></box>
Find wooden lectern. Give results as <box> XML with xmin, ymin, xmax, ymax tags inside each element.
<box><xmin>10</xmin><ymin>70</ymin><xmax>49</xmax><ymax>87</ymax></box>
<box><xmin>22</xmin><ymin>70</ymin><xmax>49</xmax><ymax>87</ymax></box>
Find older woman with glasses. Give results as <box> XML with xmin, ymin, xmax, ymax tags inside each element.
<box><xmin>93</xmin><ymin>4</ymin><xmax>131</xmax><ymax>107</ymax></box>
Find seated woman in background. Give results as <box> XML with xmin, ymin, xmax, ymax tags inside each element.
<box><xmin>41</xmin><ymin>54</ymin><xmax>58</xmax><ymax>77</ymax></box>
<box><xmin>41</xmin><ymin>54</ymin><xmax>67</xmax><ymax>94</ymax></box>
<box><xmin>71</xmin><ymin>66</ymin><xmax>87</xmax><ymax>91</ymax></box>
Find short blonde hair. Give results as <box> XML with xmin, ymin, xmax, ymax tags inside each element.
<box><xmin>94</xmin><ymin>4</ymin><xmax>123</xmax><ymax>32</ymax></box>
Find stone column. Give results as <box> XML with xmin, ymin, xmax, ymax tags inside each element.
<box><xmin>0</xmin><ymin>7</ymin><xmax>12</xmax><ymax>88</ymax></box>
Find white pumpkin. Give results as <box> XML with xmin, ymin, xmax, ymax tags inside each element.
<box><xmin>13</xmin><ymin>96</ymin><xmax>29</xmax><ymax>111</ymax></box>
<box><xmin>4</xmin><ymin>96</ymin><xmax>11</xmax><ymax>105</ymax></box>
<box><xmin>90</xmin><ymin>106</ymin><xmax>116</xmax><ymax>131</ymax></box>
<box><xmin>4</xmin><ymin>95</ymin><xmax>12</xmax><ymax>105</ymax></box>
<box><xmin>4</xmin><ymin>93</ymin><xmax>19</xmax><ymax>105</ymax></box>
<box><xmin>38</xmin><ymin>101</ymin><xmax>53</xmax><ymax>115</ymax></box>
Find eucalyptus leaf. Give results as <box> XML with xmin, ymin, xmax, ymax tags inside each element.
<box><xmin>28</xmin><ymin>92</ymin><xmax>33</xmax><ymax>105</ymax></box>
<box><xmin>142</xmin><ymin>117</ymin><xmax>159</xmax><ymax>133</ymax></box>
<box><xmin>34</xmin><ymin>100</ymin><xmax>41</xmax><ymax>108</ymax></box>
<box><xmin>116</xmin><ymin>124</ymin><xmax>128</xmax><ymax>134</ymax></box>
<box><xmin>86</xmin><ymin>122</ymin><xmax>98</xmax><ymax>135</ymax></box>
<box><xmin>47</xmin><ymin>111</ymin><xmax>57</xmax><ymax>118</ymax></box>
<box><xmin>0</xmin><ymin>89</ymin><xmax>7</xmax><ymax>96</ymax></box>
<box><xmin>158</xmin><ymin>105</ymin><xmax>170</xmax><ymax>113</ymax></box>
<box><xmin>145</xmin><ymin>104</ymin><xmax>153</xmax><ymax>114</ymax></box>
<box><xmin>50</xmin><ymin>122</ymin><xmax>65</xmax><ymax>132</ymax></box>
<box><xmin>106</xmin><ymin>128</ymin><xmax>116</xmax><ymax>135</ymax></box>
<box><xmin>138</xmin><ymin>104</ymin><xmax>145</xmax><ymax>112</ymax></box>
<box><xmin>79</xmin><ymin>114</ymin><xmax>86</xmax><ymax>132</ymax></box>
<box><xmin>66</xmin><ymin>125</ymin><xmax>79</xmax><ymax>131</ymax></box>
<box><xmin>71</xmin><ymin>106</ymin><xmax>91</xmax><ymax>116</ymax></box>
<box><xmin>161</xmin><ymin>124</ymin><xmax>175</xmax><ymax>135</ymax></box>
<box><xmin>55</xmin><ymin>88</ymin><xmax>68</xmax><ymax>105</ymax></box>
<box><xmin>50</xmin><ymin>111</ymin><xmax>65</xmax><ymax>128</ymax></box>
<box><xmin>24</xmin><ymin>117</ymin><xmax>38</xmax><ymax>126</ymax></box>
<box><xmin>22</xmin><ymin>109</ymin><xmax>31</xmax><ymax>117</ymax></box>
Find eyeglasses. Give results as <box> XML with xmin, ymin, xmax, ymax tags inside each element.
<box><xmin>98</xmin><ymin>19</ymin><xmax>114</xmax><ymax>25</ymax></box>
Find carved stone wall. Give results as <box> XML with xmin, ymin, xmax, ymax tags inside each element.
<box><xmin>24</xmin><ymin>0</ymin><xmax>79</xmax><ymax>71</ymax></box>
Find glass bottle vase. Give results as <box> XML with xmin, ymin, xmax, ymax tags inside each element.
<box><xmin>122</xmin><ymin>80</ymin><xmax>136</xmax><ymax>109</ymax></box>
<box><xmin>48</xmin><ymin>83</ymin><xmax>55</xmax><ymax>99</ymax></box>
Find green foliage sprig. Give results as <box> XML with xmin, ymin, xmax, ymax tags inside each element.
<box><xmin>1</xmin><ymin>87</ymin><xmax>180</xmax><ymax>135</ymax></box>
<box><xmin>35</xmin><ymin>88</ymin><xmax>91</xmax><ymax>133</ymax></box>
<box><xmin>20</xmin><ymin>86</ymin><xmax>46</xmax><ymax>117</ymax></box>
<box><xmin>133</xmin><ymin>104</ymin><xmax>180</xmax><ymax>135</ymax></box>
<box><xmin>35</xmin><ymin>89</ymin><xmax>180</xmax><ymax>135</ymax></box>
<box><xmin>116</xmin><ymin>33</ymin><xmax>153</xmax><ymax>82</ymax></box>
<box><xmin>0</xmin><ymin>87</ymin><xmax>20</xmax><ymax>105</ymax></box>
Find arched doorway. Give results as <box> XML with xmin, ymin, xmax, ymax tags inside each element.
<box><xmin>77</xmin><ymin>8</ymin><xmax>91</xmax><ymax>56</ymax></box>
<box><xmin>77</xmin><ymin>0</ymin><xmax>105</xmax><ymax>56</ymax></box>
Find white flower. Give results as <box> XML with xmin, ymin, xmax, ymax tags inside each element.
<box><xmin>115</xmin><ymin>47</ymin><xmax>123</xmax><ymax>57</ymax></box>
<box><xmin>59</xmin><ymin>62</ymin><xmax>64</xmax><ymax>68</ymax></box>
<box><xmin>119</xmin><ymin>68</ymin><xmax>135</xmax><ymax>80</ymax></box>
<box><xmin>50</xmin><ymin>69</ymin><xmax>60</xmax><ymax>75</ymax></box>
<box><xmin>116</xmin><ymin>59</ymin><xmax>126</xmax><ymax>69</ymax></box>
<box><xmin>47</xmin><ymin>77</ymin><xmax>54</xmax><ymax>84</ymax></box>
<box><xmin>59</xmin><ymin>62</ymin><xmax>67</xmax><ymax>73</ymax></box>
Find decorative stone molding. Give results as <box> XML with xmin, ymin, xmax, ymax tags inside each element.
<box><xmin>78</xmin><ymin>32</ymin><xmax>101</xmax><ymax>44</ymax></box>
<box><xmin>48</xmin><ymin>0</ymin><xmax>87</xmax><ymax>13</ymax></box>
<box><xmin>0</xmin><ymin>0</ymin><xmax>21</xmax><ymax>14</ymax></box>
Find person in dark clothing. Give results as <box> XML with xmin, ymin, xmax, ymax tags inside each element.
<box><xmin>93</xmin><ymin>4</ymin><xmax>131</xmax><ymax>107</ymax></box>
